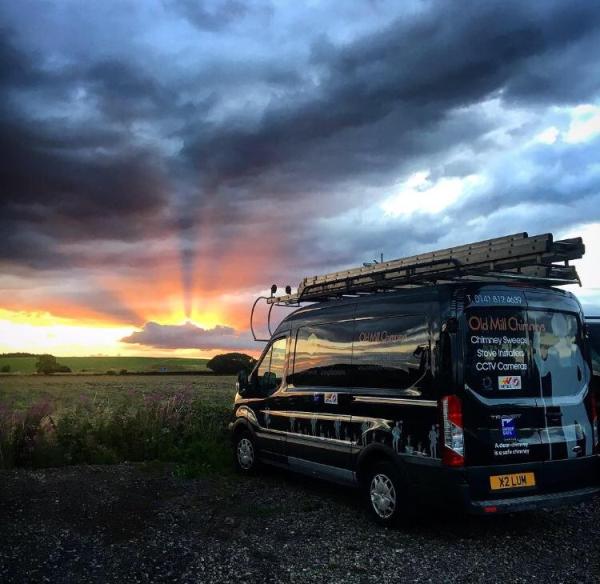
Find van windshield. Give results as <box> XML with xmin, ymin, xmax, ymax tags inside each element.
<box><xmin>464</xmin><ymin>308</ymin><xmax>589</xmax><ymax>398</ymax></box>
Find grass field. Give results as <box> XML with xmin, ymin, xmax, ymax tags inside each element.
<box><xmin>0</xmin><ymin>374</ymin><xmax>237</xmax><ymax>472</ymax></box>
<box><xmin>0</xmin><ymin>356</ymin><xmax>210</xmax><ymax>374</ymax></box>
<box><xmin>0</xmin><ymin>374</ymin><xmax>236</xmax><ymax>411</ymax></box>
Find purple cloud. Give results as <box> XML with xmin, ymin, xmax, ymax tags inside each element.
<box><xmin>121</xmin><ymin>321</ymin><xmax>255</xmax><ymax>350</ymax></box>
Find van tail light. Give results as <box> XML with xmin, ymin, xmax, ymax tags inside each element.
<box><xmin>591</xmin><ymin>393</ymin><xmax>599</xmax><ymax>454</ymax></box>
<box><xmin>441</xmin><ymin>395</ymin><xmax>464</xmax><ymax>467</ymax></box>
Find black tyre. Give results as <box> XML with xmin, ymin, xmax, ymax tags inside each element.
<box><xmin>364</xmin><ymin>460</ymin><xmax>412</xmax><ymax>526</ymax></box>
<box><xmin>234</xmin><ymin>431</ymin><xmax>259</xmax><ymax>474</ymax></box>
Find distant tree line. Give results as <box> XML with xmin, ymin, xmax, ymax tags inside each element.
<box><xmin>1</xmin><ymin>352</ymin><xmax>256</xmax><ymax>375</ymax></box>
<box><xmin>0</xmin><ymin>353</ymin><xmax>72</xmax><ymax>374</ymax></box>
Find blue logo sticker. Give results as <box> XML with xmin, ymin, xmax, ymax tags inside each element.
<box><xmin>501</xmin><ymin>417</ymin><xmax>517</xmax><ymax>440</ymax></box>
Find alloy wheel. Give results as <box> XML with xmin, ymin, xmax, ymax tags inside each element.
<box><xmin>237</xmin><ymin>437</ymin><xmax>255</xmax><ymax>470</ymax></box>
<box><xmin>370</xmin><ymin>473</ymin><xmax>397</xmax><ymax>519</ymax></box>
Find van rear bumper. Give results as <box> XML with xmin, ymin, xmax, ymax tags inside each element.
<box><xmin>463</xmin><ymin>456</ymin><xmax>600</xmax><ymax>513</ymax></box>
<box><xmin>466</xmin><ymin>485</ymin><xmax>600</xmax><ymax>514</ymax></box>
<box><xmin>407</xmin><ymin>455</ymin><xmax>600</xmax><ymax>514</ymax></box>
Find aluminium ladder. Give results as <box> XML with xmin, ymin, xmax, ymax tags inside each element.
<box><xmin>267</xmin><ymin>232</ymin><xmax>584</xmax><ymax>306</ymax></box>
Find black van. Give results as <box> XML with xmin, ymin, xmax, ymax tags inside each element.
<box><xmin>231</xmin><ymin>235</ymin><xmax>600</xmax><ymax>525</ymax></box>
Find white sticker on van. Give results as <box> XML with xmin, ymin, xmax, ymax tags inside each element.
<box><xmin>324</xmin><ymin>392</ymin><xmax>338</xmax><ymax>405</ymax></box>
<box><xmin>498</xmin><ymin>375</ymin><xmax>521</xmax><ymax>390</ymax></box>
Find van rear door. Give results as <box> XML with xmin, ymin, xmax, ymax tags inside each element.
<box><xmin>460</xmin><ymin>290</ymin><xmax>593</xmax><ymax>469</ymax></box>
<box><xmin>525</xmin><ymin>293</ymin><xmax>593</xmax><ymax>462</ymax></box>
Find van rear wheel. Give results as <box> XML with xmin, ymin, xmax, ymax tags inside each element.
<box><xmin>365</xmin><ymin>461</ymin><xmax>410</xmax><ymax>526</ymax></box>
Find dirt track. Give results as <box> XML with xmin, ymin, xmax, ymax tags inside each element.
<box><xmin>1</xmin><ymin>463</ymin><xmax>599</xmax><ymax>583</ymax></box>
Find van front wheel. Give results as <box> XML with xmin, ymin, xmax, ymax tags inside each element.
<box><xmin>234</xmin><ymin>431</ymin><xmax>259</xmax><ymax>474</ymax></box>
<box><xmin>365</xmin><ymin>461</ymin><xmax>409</xmax><ymax>526</ymax></box>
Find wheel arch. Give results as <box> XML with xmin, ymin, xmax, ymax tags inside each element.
<box><xmin>230</xmin><ymin>417</ymin><xmax>256</xmax><ymax>443</ymax></box>
<box><xmin>355</xmin><ymin>444</ymin><xmax>403</xmax><ymax>487</ymax></box>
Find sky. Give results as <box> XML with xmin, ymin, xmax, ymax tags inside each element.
<box><xmin>1</xmin><ymin>0</ymin><xmax>600</xmax><ymax>357</ymax></box>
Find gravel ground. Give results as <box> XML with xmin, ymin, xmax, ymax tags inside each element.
<box><xmin>0</xmin><ymin>463</ymin><xmax>599</xmax><ymax>583</ymax></box>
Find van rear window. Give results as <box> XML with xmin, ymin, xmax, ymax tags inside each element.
<box><xmin>465</xmin><ymin>308</ymin><xmax>588</xmax><ymax>397</ymax></box>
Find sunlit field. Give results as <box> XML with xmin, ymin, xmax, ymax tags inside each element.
<box><xmin>0</xmin><ymin>375</ymin><xmax>238</xmax><ymax>473</ymax></box>
<box><xmin>0</xmin><ymin>374</ymin><xmax>236</xmax><ymax>411</ymax></box>
<box><xmin>0</xmin><ymin>356</ymin><xmax>210</xmax><ymax>375</ymax></box>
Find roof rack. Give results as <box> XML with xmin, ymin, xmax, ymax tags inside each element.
<box><xmin>267</xmin><ymin>232</ymin><xmax>584</xmax><ymax>306</ymax></box>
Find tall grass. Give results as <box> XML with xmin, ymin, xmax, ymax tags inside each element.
<box><xmin>0</xmin><ymin>389</ymin><xmax>233</xmax><ymax>475</ymax></box>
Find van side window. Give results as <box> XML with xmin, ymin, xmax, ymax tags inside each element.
<box><xmin>290</xmin><ymin>321</ymin><xmax>354</xmax><ymax>388</ymax></box>
<box><xmin>256</xmin><ymin>337</ymin><xmax>287</xmax><ymax>394</ymax></box>
<box><xmin>352</xmin><ymin>315</ymin><xmax>431</xmax><ymax>395</ymax></box>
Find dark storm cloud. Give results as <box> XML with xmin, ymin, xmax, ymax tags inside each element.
<box><xmin>1</xmin><ymin>0</ymin><xmax>600</xmax><ymax>340</ymax></box>
<box><xmin>0</xmin><ymin>118</ymin><xmax>169</xmax><ymax>269</ymax></box>
<box><xmin>454</xmin><ymin>135</ymin><xmax>600</xmax><ymax>221</ymax></box>
<box><xmin>4</xmin><ymin>0</ymin><xmax>600</xmax><ymax>261</ymax></box>
<box><xmin>165</xmin><ymin>0</ymin><xmax>251</xmax><ymax>32</ymax></box>
<box><xmin>85</xmin><ymin>59</ymin><xmax>176</xmax><ymax>120</ymax></box>
<box><xmin>0</xmin><ymin>29</ymin><xmax>37</xmax><ymax>86</ymax></box>
<box><xmin>299</xmin><ymin>135</ymin><xmax>600</xmax><ymax>275</ymax></box>
<box><xmin>183</xmin><ymin>0</ymin><xmax>600</xmax><ymax>194</ymax></box>
<box><xmin>0</xmin><ymin>32</ymin><xmax>170</xmax><ymax>270</ymax></box>
<box><xmin>121</xmin><ymin>321</ymin><xmax>254</xmax><ymax>350</ymax></box>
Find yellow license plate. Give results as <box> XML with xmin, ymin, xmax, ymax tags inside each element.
<box><xmin>489</xmin><ymin>472</ymin><xmax>536</xmax><ymax>491</ymax></box>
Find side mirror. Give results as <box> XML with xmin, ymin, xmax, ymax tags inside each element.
<box><xmin>236</xmin><ymin>369</ymin><xmax>249</xmax><ymax>396</ymax></box>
